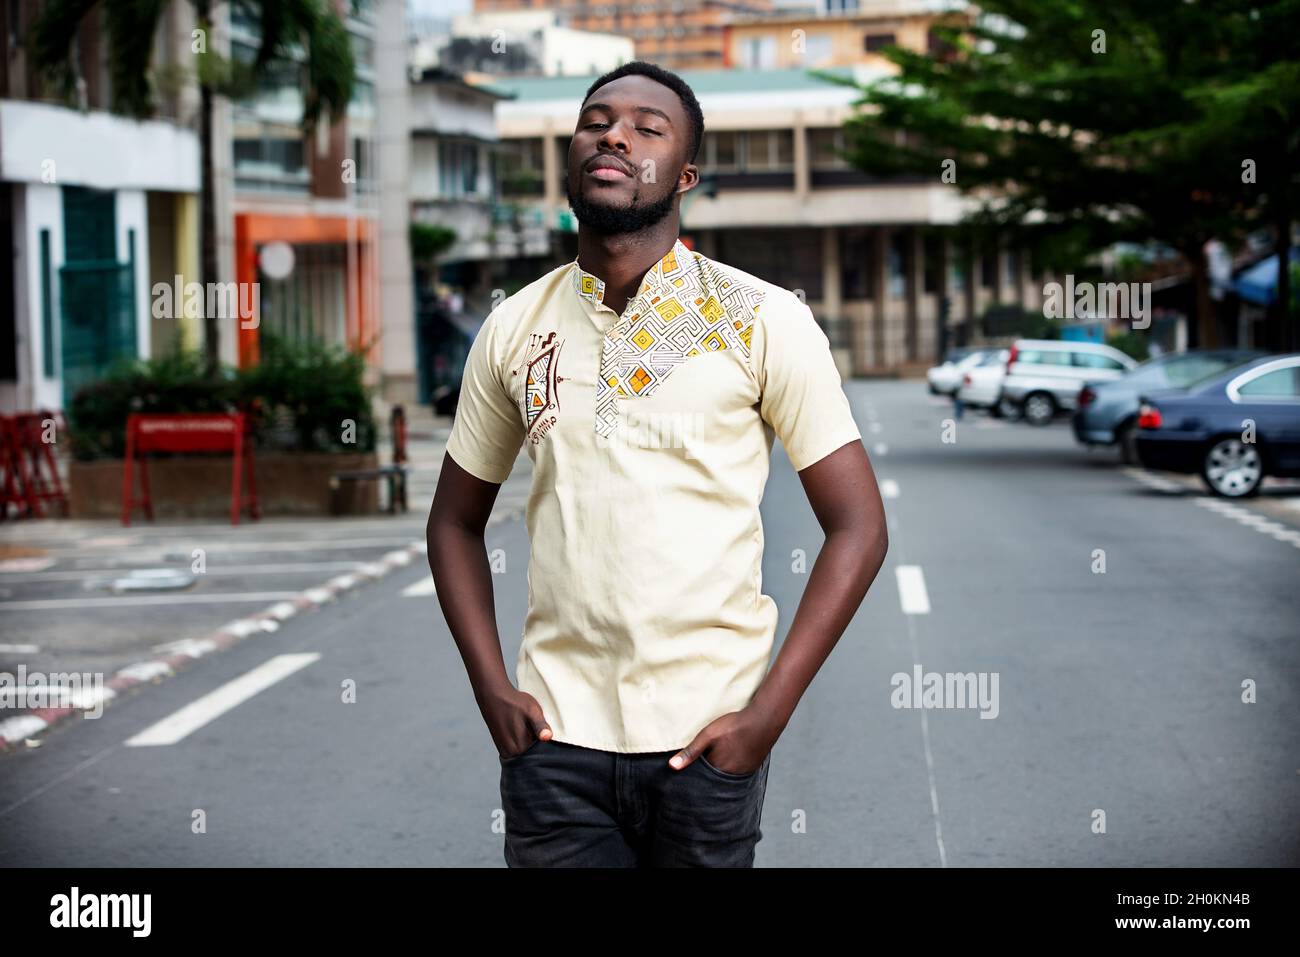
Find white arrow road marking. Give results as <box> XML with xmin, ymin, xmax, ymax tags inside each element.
<box><xmin>896</xmin><ymin>565</ymin><xmax>930</xmax><ymax>615</ymax></box>
<box><xmin>124</xmin><ymin>653</ymin><xmax>320</xmax><ymax>747</ymax></box>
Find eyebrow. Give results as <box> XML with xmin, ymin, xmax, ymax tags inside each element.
<box><xmin>580</xmin><ymin>102</ymin><xmax>674</xmax><ymax>126</ymax></box>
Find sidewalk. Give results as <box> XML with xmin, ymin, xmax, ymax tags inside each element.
<box><xmin>0</xmin><ymin>411</ymin><xmax>533</xmax><ymax>749</ymax></box>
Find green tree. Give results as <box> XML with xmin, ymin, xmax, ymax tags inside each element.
<box><xmin>31</xmin><ymin>0</ymin><xmax>357</xmax><ymax>373</ymax></box>
<box><xmin>825</xmin><ymin>0</ymin><xmax>1300</xmax><ymax>350</ymax></box>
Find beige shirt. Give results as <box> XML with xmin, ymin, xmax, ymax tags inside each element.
<box><xmin>446</xmin><ymin>237</ymin><xmax>862</xmax><ymax>752</ymax></box>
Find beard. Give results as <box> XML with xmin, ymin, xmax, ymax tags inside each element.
<box><xmin>565</xmin><ymin>172</ymin><xmax>678</xmax><ymax>236</ymax></box>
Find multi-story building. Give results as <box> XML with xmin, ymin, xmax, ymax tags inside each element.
<box><xmin>0</xmin><ymin>0</ymin><xmax>200</xmax><ymax>412</ymax></box>
<box><xmin>472</xmin><ymin>0</ymin><xmax>778</xmax><ymax>72</ymax></box>
<box><xmin>407</xmin><ymin>65</ymin><xmax>549</xmax><ymax>406</ymax></box>
<box><xmin>436</xmin><ymin>10</ymin><xmax>635</xmax><ymax>78</ymax></box>
<box><xmin>486</xmin><ymin>64</ymin><xmax>1050</xmax><ymax>376</ymax></box>
<box><xmin>725</xmin><ymin>0</ymin><xmax>966</xmax><ymax>70</ymax></box>
<box><xmin>226</xmin><ymin>1</ymin><xmax>381</xmax><ymax>372</ymax></box>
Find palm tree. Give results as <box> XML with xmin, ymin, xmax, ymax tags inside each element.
<box><xmin>30</xmin><ymin>0</ymin><xmax>356</xmax><ymax>374</ymax></box>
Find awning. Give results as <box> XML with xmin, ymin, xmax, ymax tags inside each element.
<box><xmin>1232</xmin><ymin>249</ymin><xmax>1300</xmax><ymax>306</ymax></box>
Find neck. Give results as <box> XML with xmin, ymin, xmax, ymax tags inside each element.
<box><xmin>576</xmin><ymin>222</ymin><xmax>679</xmax><ymax>314</ymax></box>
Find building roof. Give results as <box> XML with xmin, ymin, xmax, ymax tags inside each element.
<box><xmin>417</xmin><ymin>65</ymin><xmax>517</xmax><ymax>100</ymax></box>
<box><xmin>474</xmin><ymin>65</ymin><xmax>871</xmax><ymax>102</ymax></box>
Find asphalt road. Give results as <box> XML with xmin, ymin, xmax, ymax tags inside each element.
<box><xmin>2</xmin><ymin>380</ymin><xmax>1297</xmax><ymax>867</ymax></box>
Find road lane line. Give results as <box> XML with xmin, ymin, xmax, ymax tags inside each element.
<box><xmin>880</xmin><ymin>479</ymin><xmax>900</xmax><ymax>499</ymax></box>
<box><xmin>124</xmin><ymin>653</ymin><xmax>320</xmax><ymax>747</ymax></box>
<box><xmin>0</xmin><ymin>593</ymin><xmax>300</xmax><ymax>611</ymax></box>
<box><xmin>896</xmin><ymin>565</ymin><xmax>930</xmax><ymax>615</ymax></box>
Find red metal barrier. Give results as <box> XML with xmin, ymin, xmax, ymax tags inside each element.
<box><xmin>121</xmin><ymin>413</ymin><xmax>260</xmax><ymax>526</ymax></box>
<box><xmin>0</xmin><ymin>410</ymin><xmax>69</xmax><ymax>519</ymax></box>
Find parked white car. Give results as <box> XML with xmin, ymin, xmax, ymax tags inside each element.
<box><xmin>927</xmin><ymin>348</ymin><xmax>995</xmax><ymax>396</ymax></box>
<box><xmin>999</xmin><ymin>339</ymin><xmax>1139</xmax><ymax>425</ymax></box>
<box><xmin>956</xmin><ymin>349</ymin><xmax>1011</xmax><ymax>410</ymax></box>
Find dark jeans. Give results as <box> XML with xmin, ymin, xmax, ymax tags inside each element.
<box><xmin>498</xmin><ymin>737</ymin><xmax>771</xmax><ymax>867</ymax></box>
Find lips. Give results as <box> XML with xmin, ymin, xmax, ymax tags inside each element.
<box><xmin>585</xmin><ymin>155</ymin><xmax>633</xmax><ymax>179</ymax></box>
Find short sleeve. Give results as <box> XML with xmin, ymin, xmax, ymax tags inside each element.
<box><xmin>752</xmin><ymin>297</ymin><xmax>862</xmax><ymax>471</ymax></box>
<box><xmin>445</xmin><ymin>309</ymin><xmax>526</xmax><ymax>483</ymax></box>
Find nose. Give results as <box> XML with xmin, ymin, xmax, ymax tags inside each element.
<box><xmin>596</xmin><ymin>118</ymin><xmax>632</xmax><ymax>153</ymax></box>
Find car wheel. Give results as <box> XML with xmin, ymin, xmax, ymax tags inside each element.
<box><xmin>1200</xmin><ymin>437</ymin><xmax>1263</xmax><ymax>498</ymax></box>
<box><xmin>1022</xmin><ymin>392</ymin><xmax>1056</xmax><ymax>426</ymax></box>
<box><xmin>994</xmin><ymin>395</ymin><xmax>1021</xmax><ymax>420</ymax></box>
<box><xmin>1117</xmin><ymin>419</ymin><xmax>1139</xmax><ymax>465</ymax></box>
<box><xmin>928</xmin><ymin>382</ymin><xmax>939</xmax><ymax>395</ymax></box>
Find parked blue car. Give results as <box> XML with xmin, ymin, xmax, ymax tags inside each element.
<box><xmin>1134</xmin><ymin>354</ymin><xmax>1300</xmax><ymax>497</ymax></box>
<box><xmin>1072</xmin><ymin>349</ymin><xmax>1266</xmax><ymax>463</ymax></box>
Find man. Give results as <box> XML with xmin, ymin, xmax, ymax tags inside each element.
<box><xmin>426</xmin><ymin>61</ymin><xmax>889</xmax><ymax>867</ymax></box>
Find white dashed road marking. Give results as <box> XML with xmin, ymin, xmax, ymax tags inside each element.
<box><xmin>896</xmin><ymin>565</ymin><xmax>931</xmax><ymax>615</ymax></box>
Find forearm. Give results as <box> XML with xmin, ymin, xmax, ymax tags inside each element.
<box><xmin>427</xmin><ymin>519</ymin><xmax>514</xmax><ymax>701</ymax></box>
<box><xmin>748</xmin><ymin>519</ymin><xmax>889</xmax><ymax>732</ymax></box>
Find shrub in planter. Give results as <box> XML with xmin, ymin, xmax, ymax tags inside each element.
<box><xmin>235</xmin><ymin>332</ymin><xmax>377</xmax><ymax>455</ymax></box>
<box><xmin>66</xmin><ymin>347</ymin><xmax>240</xmax><ymax>461</ymax></box>
<box><xmin>66</xmin><ymin>333</ymin><xmax>377</xmax><ymax>460</ymax></box>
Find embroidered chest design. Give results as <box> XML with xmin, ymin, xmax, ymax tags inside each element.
<box><xmin>510</xmin><ymin>331</ymin><xmax>566</xmax><ymax>445</ymax></box>
<box><xmin>591</xmin><ymin>252</ymin><xmax>766</xmax><ymax>439</ymax></box>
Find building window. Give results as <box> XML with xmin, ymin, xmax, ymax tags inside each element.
<box><xmin>864</xmin><ymin>33</ymin><xmax>897</xmax><ymax>53</ymax></box>
<box><xmin>719</xmin><ymin>228</ymin><xmax>823</xmax><ymax>301</ymax></box>
<box><xmin>743</xmin><ymin>130</ymin><xmax>794</xmax><ymax>171</ymax></box>
<box><xmin>702</xmin><ymin>131</ymin><xmax>740</xmax><ymax>171</ymax></box>
<box><xmin>740</xmin><ymin>36</ymin><xmax>777</xmax><ymax>69</ymax></box>
<box><xmin>1005</xmin><ymin>249</ymin><xmax>1020</xmax><ymax>286</ymax></box>
<box><xmin>888</xmin><ymin>231</ymin><xmax>908</xmax><ymax>299</ymax></box>
<box><xmin>923</xmin><ymin>235</ymin><xmax>941</xmax><ymax>294</ymax></box>
<box><xmin>804</xmin><ymin>33</ymin><xmax>834</xmax><ymax>66</ymax></box>
<box><xmin>499</xmin><ymin>138</ymin><xmax>544</xmax><ymax>196</ymax></box>
<box><xmin>949</xmin><ymin>252</ymin><xmax>966</xmax><ymax>292</ymax></box>
<box><xmin>809</xmin><ymin>127</ymin><xmax>850</xmax><ymax>169</ymax></box>
<box><xmin>40</xmin><ymin>229</ymin><xmax>54</xmax><ymax>377</ymax></box>
<box><xmin>927</xmin><ymin>28</ymin><xmax>957</xmax><ymax>60</ymax></box>
<box><xmin>840</xmin><ymin>228</ymin><xmax>875</xmax><ymax>300</ymax></box>
<box><xmin>439</xmin><ymin>140</ymin><xmax>480</xmax><ymax>198</ymax></box>
<box><xmin>980</xmin><ymin>250</ymin><xmax>996</xmax><ymax>288</ymax></box>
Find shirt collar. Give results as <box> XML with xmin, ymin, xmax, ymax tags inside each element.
<box><xmin>571</xmin><ymin>238</ymin><xmax>695</xmax><ymax>314</ymax></box>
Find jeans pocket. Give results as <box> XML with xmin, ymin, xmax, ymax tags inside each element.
<box><xmin>498</xmin><ymin>735</ymin><xmax>545</xmax><ymax>763</ymax></box>
<box><xmin>698</xmin><ymin>750</ymin><xmax>763</xmax><ymax>781</ymax></box>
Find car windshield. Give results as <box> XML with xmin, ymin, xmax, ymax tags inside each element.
<box><xmin>979</xmin><ymin>350</ymin><xmax>1009</xmax><ymax>366</ymax></box>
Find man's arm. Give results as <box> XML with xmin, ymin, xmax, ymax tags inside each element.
<box><xmin>670</xmin><ymin>437</ymin><xmax>888</xmax><ymax>773</ymax></box>
<box><xmin>427</xmin><ymin>453</ymin><xmax>552</xmax><ymax>757</ymax></box>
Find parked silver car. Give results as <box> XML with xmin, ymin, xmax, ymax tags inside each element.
<box><xmin>999</xmin><ymin>339</ymin><xmax>1139</xmax><ymax>425</ymax></box>
<box><xmin>928</xmin><ymin>347</ymin><xmax>997</xmax><ymax>396</ymax></box>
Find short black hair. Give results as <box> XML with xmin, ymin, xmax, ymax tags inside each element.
<box><xmin>580</xmin><ymin>60</ymin><xmax>704</xmax><ymax>166</ymax></box>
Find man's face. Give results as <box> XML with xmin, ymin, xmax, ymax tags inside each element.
<box><xmin>565</xmin><ymin>74</ymin><xmax>696</xmax><ymax>235</ymax></box>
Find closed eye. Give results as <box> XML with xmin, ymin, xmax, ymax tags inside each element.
<box><xmin>585</xmin><ymin>122</ymin><xmax>662</xmax><ymax>135</ymax></box>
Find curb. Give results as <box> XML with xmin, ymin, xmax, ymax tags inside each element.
<box><xmin>0</xmin><ymin>540</ymin><xmax>428</xmax><ymax>751</ymax></box>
